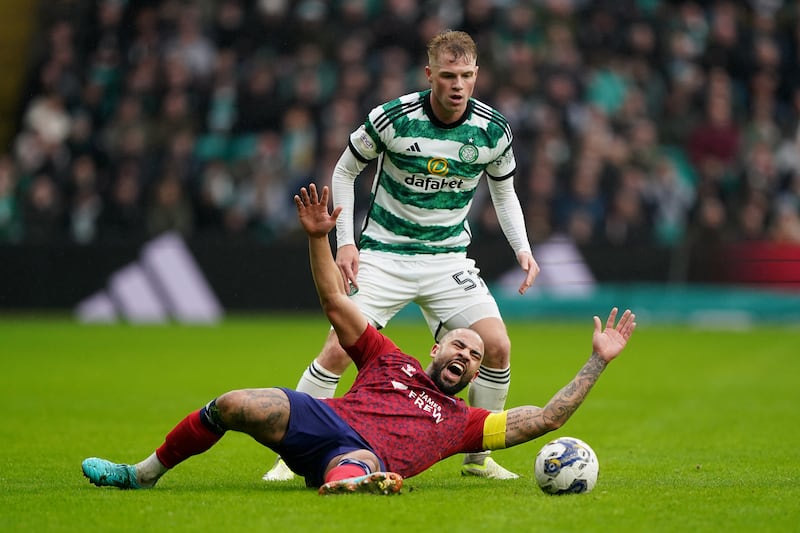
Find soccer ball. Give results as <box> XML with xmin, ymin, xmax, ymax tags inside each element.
<box><xmin>534</xmin><ymin>436</ymin><xmax>599</xmax><ymax>494</ymax></box>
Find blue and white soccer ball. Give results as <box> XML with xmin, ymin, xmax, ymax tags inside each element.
<box><xmin>534</xmin><ymin>436</ymin><xmax>599</xmax><ymax>494</ymax></box>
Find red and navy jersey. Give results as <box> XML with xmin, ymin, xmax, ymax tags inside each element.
<box><xmin>323</xmin><ymin>325</ymin><xmax>491</xmax><ymax>478</ymax></box>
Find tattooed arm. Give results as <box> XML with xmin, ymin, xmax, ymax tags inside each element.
<box><xmin>503</xmin><ymin>308</ymin><xmax>636</xmax><ymax>447</ymax></box>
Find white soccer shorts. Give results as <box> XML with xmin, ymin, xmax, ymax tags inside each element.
<box><xmin>351</xmin><ymin>250</ymin><xmax>502</xmax><ymax>340</ymax></box>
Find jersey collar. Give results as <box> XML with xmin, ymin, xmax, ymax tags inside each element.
<box><xmin>422</xmin><ymin>89</ymin><xmax>473</xmax><ymax>129</ymax></box>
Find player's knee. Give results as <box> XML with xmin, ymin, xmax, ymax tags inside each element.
<box><xmin>215</xmin><ymin>389</ymin><xmax>274</xmax><ymax>430</ymax></box>
<box><xmin>484</xmin><ymin>334</ymin><xmax>511</xmax><ymax>368</ymax></box>
<box><xmin>214</xmin><ymin>390</ymin><xmax>247</xmax><ymax>427</ymax></box>
<box><xmin>199</xmin><ymin>398</ymin><xmax>228</xmax><ymax>434</ymax></box>
<box><xmin>215</xmin><ymin>388</ymin><xmax>290</xmax><ymax>439</ymax></box>
<box><xmin>317</xmin><ymin>334</ymin><xmax>352</xmax><ymax>374</ymax></box>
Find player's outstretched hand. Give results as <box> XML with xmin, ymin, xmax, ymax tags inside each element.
<box><xmin>592</xmin><ymin>307</ymin><xmax>636</xmax><ymax>363</ymax></box>
<box><xmin>294</xmin><ymin>184</ymin><xmax>342</xmax><ymax>238</ymax></box>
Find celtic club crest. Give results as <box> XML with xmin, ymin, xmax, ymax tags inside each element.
<box><xmin>459</xmin><ymin>143</ymin><xmax>478</xmax><ymax>163</ymax></box>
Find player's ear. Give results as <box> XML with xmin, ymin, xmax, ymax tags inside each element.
<box><xmin>429</xmin><ymin>342</ymin><xmax>440</xmax><ymax>359</ymax></box>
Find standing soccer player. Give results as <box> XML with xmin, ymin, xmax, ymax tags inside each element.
<box><xmin>265</xmin><ymin>30</ymin><xmax>539</xmax><ymax>481</ymax></box>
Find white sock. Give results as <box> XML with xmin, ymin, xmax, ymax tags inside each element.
<box><xmin>468</xmin><ymin>365</ymin><xmax>510</xmax><ymax>413</ymax></box>
<box><xmin>295</xmin><ymin>360</ymin><xmax>341</xmax><ymax>399</ymax></box>
<box><xmin>135</xmin><ymin>452</ymin><xmax>168</xmax><ymax>487</ymax></box>
<box><xmin>464</xmin><ymin>366</ymin><xmax>510</xmax><ymax>464</ymax></box>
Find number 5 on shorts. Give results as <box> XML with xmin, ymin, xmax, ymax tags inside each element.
<box><xmin>452</xmin><ymin>270</ymin><xmax>484</xmax><ymax>291</ymax></box>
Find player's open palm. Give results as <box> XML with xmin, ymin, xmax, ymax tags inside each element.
<box><xmin>592</xmin><ymin>307</ymin><xmax>636</xmax><ymax>363</ymax></box>
<box><xmin>295</xmin><ymin>184</ymin><xmax>342</xmax><ymax>238</ymax></box>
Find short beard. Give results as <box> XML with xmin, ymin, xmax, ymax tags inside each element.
<box><xmin>429</xmin><ymin>364</ymin><xmax>468</xmax><ymax>396</ymax></box>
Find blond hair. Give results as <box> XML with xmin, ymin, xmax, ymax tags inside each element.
<box><xmin>427</xmin><ymin>30</ymin><xmax>477</xmax><ymax>65</ymax></box>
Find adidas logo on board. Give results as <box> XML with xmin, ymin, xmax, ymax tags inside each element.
<box><xmin>75</xmin><ymin>232</ymin><xmax>223</xmax><ymax>324</ymax></box>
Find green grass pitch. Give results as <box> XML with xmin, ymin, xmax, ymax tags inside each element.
<box><xmin>1</xmin><ymin>313</ymin><xmax>798</xmax><ymax>532</ymax></box>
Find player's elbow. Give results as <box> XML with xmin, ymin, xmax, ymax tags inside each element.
<box><xmin>320</xmin><ymin>296</ymin><xmax>351</xmax><ymax>325</ymax></box>
<box><xmin>320</xmin><ymin>298</ymin><xmax>342</xmax><ymax>319</ymax></box>
<box><xmin>546</xmin><ymin>417</ymin><xmax>566</xmax><ymax>432</ymax></box>
<box><xmin>540</xmin><ymin>407</ymin><xmax>569</xmax><ymax>433</ymax></box>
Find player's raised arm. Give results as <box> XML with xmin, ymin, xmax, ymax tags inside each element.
<box><xmin>331</xmin><ymin>147</ymin><xmax>369</xmax><ymax>292</ymax></box>
<box><xmin>500</xmin><ymin>308</ymin><xmax>636</xmax><ymax>448</ymax></box>
<box><xmin>294</xmin><ymin>184</ymin><xmax>368</xmax><ymax>347</ymax></box>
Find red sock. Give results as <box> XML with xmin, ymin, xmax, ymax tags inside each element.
<box><xmin>324</xmin><ymin>459</ymin><xmax>371</xmax><ymax>483</ymax></box>
<box><xmin>155</xmin><ymin>410</ymin><xmax>223</xmax><ymax>468</ymax></box>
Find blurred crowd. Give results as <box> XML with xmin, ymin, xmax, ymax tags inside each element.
<box><xmin>1</xmin><ymin>0</ymin><xmax>799</xmax><ymax>258</ymax></box>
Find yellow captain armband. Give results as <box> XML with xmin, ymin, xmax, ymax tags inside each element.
<box><xmin>482</xmin><ymin>411</ymin><xmax>509</xmax><ymax>450</ymax></box>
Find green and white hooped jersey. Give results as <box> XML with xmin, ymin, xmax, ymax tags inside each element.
<box><xmin>348</xmin><ymin>89</ymin><xmax>516</xmax><ymax>255</ymax></box>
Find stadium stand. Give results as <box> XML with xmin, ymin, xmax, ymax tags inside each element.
<box><xmin>1</xmin><ymin>0</ymin><xmax>798</xmax><ymax>307</ymax></box>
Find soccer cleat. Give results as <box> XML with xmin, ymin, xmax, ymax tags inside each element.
<box><xmin>262</xmin><ymin>456</ymin><xmax>296</xmax><ymax>481</ymax></box>
<box><xmin>318</xmin><ymin>471</ymin><xmax>403</xmax><ymax>495</ymax></box>
<box><xmin>82</xmin><ymin>457</ymin><xmax>142</xmax><ymax>489</ymax></box>
<box><xmin>461</xmin><ymin>456</ymin><xmax>520</xmax><ymax>480</ymax></box>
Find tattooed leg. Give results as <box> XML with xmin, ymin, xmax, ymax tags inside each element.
<box><xmin>215</xmin><ymin>388</ymin><xmax>291</xmax><ymax>446</ymax></box>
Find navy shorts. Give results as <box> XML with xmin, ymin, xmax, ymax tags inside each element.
<box><xmin>272</xmin><ymin>388</ymin><xmax>383</xmax><ymax>488</ymax></box>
